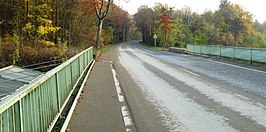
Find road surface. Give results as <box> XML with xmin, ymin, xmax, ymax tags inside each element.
<box><xmin>111</xmin><ymin>41</ymin><xmax>266</xmax><ymax>132</ymax></box>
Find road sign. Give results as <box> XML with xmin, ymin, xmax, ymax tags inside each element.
<box><xmin>153</xmin><ymin>34</ymin><xmax>157</xmax><ymax>47</ymax></box>
<box><xmin>153</xmin><ymin>34</ymin><xmax>157</xmax><ymax>39</ymax></box>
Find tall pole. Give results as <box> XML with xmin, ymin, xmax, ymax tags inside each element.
<box><xmin>154</xmin><ymin>38</ymin><xmax>156</xmax><ymax>47</ymax></box>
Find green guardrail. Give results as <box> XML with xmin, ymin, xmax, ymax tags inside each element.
<box><xmin>187</xmin><ymin>44</ymin><xmax>266</xmax><ymax>64</ymax></box>
<box><xmin>0</xmin><ymin>47</ymin><xmax>93</xmax><ymax>132</ymax></box>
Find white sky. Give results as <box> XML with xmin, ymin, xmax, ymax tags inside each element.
<box><xmin>116</xmin><ymin>0</ymin><xmax>266</xmax><ymax>23</ymax></box>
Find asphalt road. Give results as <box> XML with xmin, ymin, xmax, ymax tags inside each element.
<box><xmin>111</xmin><ymin>41</ymin><xmax>266</xmax><ymax>132</ymax></box>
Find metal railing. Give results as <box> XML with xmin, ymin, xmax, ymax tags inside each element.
<box><xmin>0</xmin><ymin>47</ymin><xmax>93</xmax><ymax>132</ymax></box>
<box><xmin>187</xmin><ymin>44</ymin><xmax>266</xmax><ymax>64</ymax></box>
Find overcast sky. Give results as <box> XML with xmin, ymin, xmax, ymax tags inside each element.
<box><xmin>116</xmin><ymin>0</ymin><xmax>266</xmax><ymax>23</ymax></box>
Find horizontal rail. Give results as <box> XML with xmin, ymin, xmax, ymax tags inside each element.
<box><xmin>0</xmin><ymin>47</ymin><xmax>93</xmax><ymax>132</ymax></box>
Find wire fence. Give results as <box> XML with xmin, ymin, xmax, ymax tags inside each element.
<box><xmin>187</xmin><ymin>44</ymin><xmax>266</xmax><ymax>64</ymax></box>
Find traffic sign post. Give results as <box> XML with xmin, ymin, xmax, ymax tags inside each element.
<box><xmin>153</xmin><ymin>34</ymin><xmax>157</xmax><ymax>47</ymax></box>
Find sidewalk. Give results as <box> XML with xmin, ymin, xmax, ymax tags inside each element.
<box><xmin>67</xmin><ymin>56</ymin><xmax>125</xmax><ymax>131</ymax></box>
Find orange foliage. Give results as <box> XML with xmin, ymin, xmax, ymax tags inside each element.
<box><xmin>158</xmin><ymin>14</ymin><xmax>173</xmax><ymax>35</ymax></box>
<box><xmin>80</xmin><ymin>0</ymin><xmax>95</xmax><ymax>15</ymax></box>
<box><xmin>107</xmin><ymin>5</ymin><xmax>129</xmax><ymax>31</ymax></box>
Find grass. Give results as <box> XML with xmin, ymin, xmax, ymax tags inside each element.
<box><xmin>93</xmin><ymin>44</ymin><xmax>113</xmax><ymax>54</ymax></box>
<box><xmin>140</xmin><ymin>42</ymin><xmax>168</xmax><ymax>51</ymax></box>
<box><xmin>151</xmin><ymin>46</ymin><xmax>168</xmax><ymax>51</ymax></box>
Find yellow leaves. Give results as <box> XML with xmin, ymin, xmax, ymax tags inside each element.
<box><xmin>38</xmin><ymin>17</ymin><xmax>52</xmax><ymax>25</ymax></box>
<box><xmin>37</xmin><ymin>25</ymin><xmax>60</xmax><ymax>36</ymax></box>
<box><xmin>23</xmin><ymin>22</ymin><xmax>34</xmax><ymax>32</ymax></box>
<box><xmin>37</xmin><ymin>25</ymin><xmax>48</xmax><ymax>35</ymax></box>
<box><xmin>40</xmin><ymin>40</ymin><xmax>55</xmax><ymax>47</ymax></box>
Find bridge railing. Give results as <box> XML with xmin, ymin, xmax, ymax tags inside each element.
<box><xmin>0</xmin><ymin>47</ymin><xmax>93</xmax><ymax>132</ymax></box>
<box><xmin>187</xmin><ymin>44</ymin><xmax>266</xmax><ymax>64</ymax></box>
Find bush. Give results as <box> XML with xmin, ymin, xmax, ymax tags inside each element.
<box><xmin>0</xmin><ymin>36</ymin><xmax>17</xmax><ymax>67</ymax></box>
<box><xmin>0</xmin><ymin>36</ymin><xmax>69</xmax><ymax>70</ymax></box>
<box><xmin>19</xmin><ymin>42</ymin><xmax>68</xmax><ymax>67</ymax></box>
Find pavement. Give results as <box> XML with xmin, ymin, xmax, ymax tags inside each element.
<box><xmin>67</xmin><ymin>52</ymin><xmax>126</xmax><ymax>132</ymax></box>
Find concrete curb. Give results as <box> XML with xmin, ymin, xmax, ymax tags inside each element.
<box><xmin>169</xmin><ymin>47</ymin><xmax>188</xmax><ymax>54</ymax></box>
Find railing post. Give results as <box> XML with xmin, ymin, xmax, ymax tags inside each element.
<box><xmin>78</xmin><ymin>57</ymin><xmax>81</xmax><ymax>75</ymax></box>
<box><xmin>69</xmin><ymin>63</ymin><xmax>73</xmax><ymax>88</ymax></box>
<box><xmin>219</xmin><ymin>45</ymin><xmax>222</xmax><ymax>59</ymax></box>
<box><xmin>200</xmin><ymin>45</ymin><xmax>202</xmax><ymax>54</ymax></box>
<box><xmin>233</xmin><ymin>47</ymin><xmax>235</xmax><ymax>61</ymax></box>
<box><xmin>251</xmin><ymin>49</ymin><xmax>253</xmax><ymax>64</ymax></box>
<box><xmin>55</xmin><ymin>73</ymin><xmax>61</xmax><ymax>112</ymax></box>
<box><xmin>19</xmin><ymin>100</ymin><xmax>24</xmax><ymax>132</ymax></box>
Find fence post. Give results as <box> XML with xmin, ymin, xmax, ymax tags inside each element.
<box><xmin>19</xmin><ymin>100</ymin><xmax>24</xmax><ymax>132</ymax></box>
<box><xmin>200</xmin><ymin>45</ymin><xmax>202</xmax><ymax>54</ymax></box>
<box><xmin>219</xmin><ymin>45</ymin><xmax>222</xmax><ymax>59</ymax></box>
<box><xmin>55</xmin><ymin>73</ymin><xmax>61</xmax><ymax>112</ymax></box>
<box><xmin>69</xmin><ymin>63</ymin><xmax>73</xmax><ymax>88</ymax></box>
<box><xmin>250</xmin><ymin>49</ymin><xmax>253</xmax><ymax>64</ymax></box>
<box><xmin>233</xmin><ymin>47</ymin><xmax>235</xmax><ymax>61</ymax></box>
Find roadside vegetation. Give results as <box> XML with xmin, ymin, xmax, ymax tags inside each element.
<box><xmin>0</xmin><ymin>0</ymin><xmax>134</xmax><ymax>69</ymax></box>
<box><xmin>140</xmin><ymin>42</ymin><xmax>168</xmax><ymax>51</ymax></box>
<box><xmin>2</xmin><ymin>0</ymin><xmax>266</xmax><ymax>69</ymax></box>
<box><xmin>134</xmin><ymin>0</ymin><xmax>266</xmax><ymax>49</ymax></box>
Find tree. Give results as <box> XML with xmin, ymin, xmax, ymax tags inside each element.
<box><xmin>169</xmin><ymin>19</ymin><xmax>192</xmax><ymax>47</ymax></box>
<box><xmin>157</xmin><ymin>4</ymin><xmax>173</xmax><ymax>47</ymax></box>
<box><xmin>107</xmin><ymin>5</ymin><xmax>131</xmax><ymax>43</ymax></box>
<box><xmin>134</xmin><ymin>5</ymin><xmax>154</xmax><ymax>43</ymax></box>
<box><xmin>91</xmin><ymin>0</ymin><xmax>113</xmax><ymax>48</ymax></box>
<box><xmin>23</xmin><ymin>3</ymin><xmax>60</xmax><ymax>46</ymax></box>
<box><xmin>215</xmin><ymin>0</ymin><xmax>253</xmax><ymax>46</ymax></box>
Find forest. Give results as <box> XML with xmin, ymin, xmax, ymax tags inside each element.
<box><xmin>1</xmin><ymin>0</ymin><xmax>266</xmax><ymax>69</ymax></box>
<box><xmin>134</xmin><ymin>0</ymin><xmax>266</xmax><ymax>48</ymax></box>
<box><xmin>0</xmin><ymin>0</ymin><xmax>133</xmax><ymax>68</ymax></box>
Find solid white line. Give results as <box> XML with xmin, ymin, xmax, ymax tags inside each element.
<box><xmin>136</xmin><ymin>46</ymin><xmax>266</xmax><ymax>75</ymax></box>
<box><xmin>209</xmin><ymin>60</ymin><xmax>266</xmax><ymax>74</ymax></box>
<box><xmin>180</xmin><ymin>68</ymin><xmax>199</xmax><ymax>77</ymax></box>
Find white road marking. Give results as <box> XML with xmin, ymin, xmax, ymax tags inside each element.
<box><xmin>111</xmin><ymin>66</ymin><xmax>125</xmax><ymax>103</ymax></box>
<box><xmin>179</xmin><ymin>68</ymin><xmax>199</xmax><ymax>77</ymax></box>
<box><xmin>136</xmin><ymin>46</ymin><xmax>266</xmax><ymax>74</ymax></box>
<box><xmin>210</xmin><ymin>60</ymin><xmax>266</xmax><ymax>74</ymax></box>
<box><xmin>110</xmin><ymin>63</ymin><xmax>133</xmax><ymax>132</ymax></box>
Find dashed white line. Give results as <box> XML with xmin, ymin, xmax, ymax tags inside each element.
<box><xmin>110</xmin><ymin>63</ymin><xmax>134</xmax><ymax>132</ymax></box>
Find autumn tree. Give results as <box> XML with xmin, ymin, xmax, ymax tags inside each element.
<box><xmin>157</xmin><ymin>4</ymin><xmax>173</xmax><ymax>47</ymax></box>
<box><xmin>133</xmin><ymin>2</ymin><xmax>265</xmax><ymax>48</ymax></box>
<box><xmin>215</xmin><ymin>0</ymin><xmax>253</xmax><ymax>46</ymax></box>
<box><xmin>0</xmin><ymin>0</ymin><xmax>110</xmax><ymax>67</ymax></box>
<box><xmin>107</xmin><ymin>5</ymin><xmax>131</xmax><ymax>43</ymax></box>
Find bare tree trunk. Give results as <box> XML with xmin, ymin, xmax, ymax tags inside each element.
<box><xmin>96</xmin><ymin>19</ymin><xmax>103</xmax><ymax>48</ymax></box>
<box><xmin>93</xmin><ymin>0</ymin><xmax>113</xmax><ymax>49</ymax></box>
